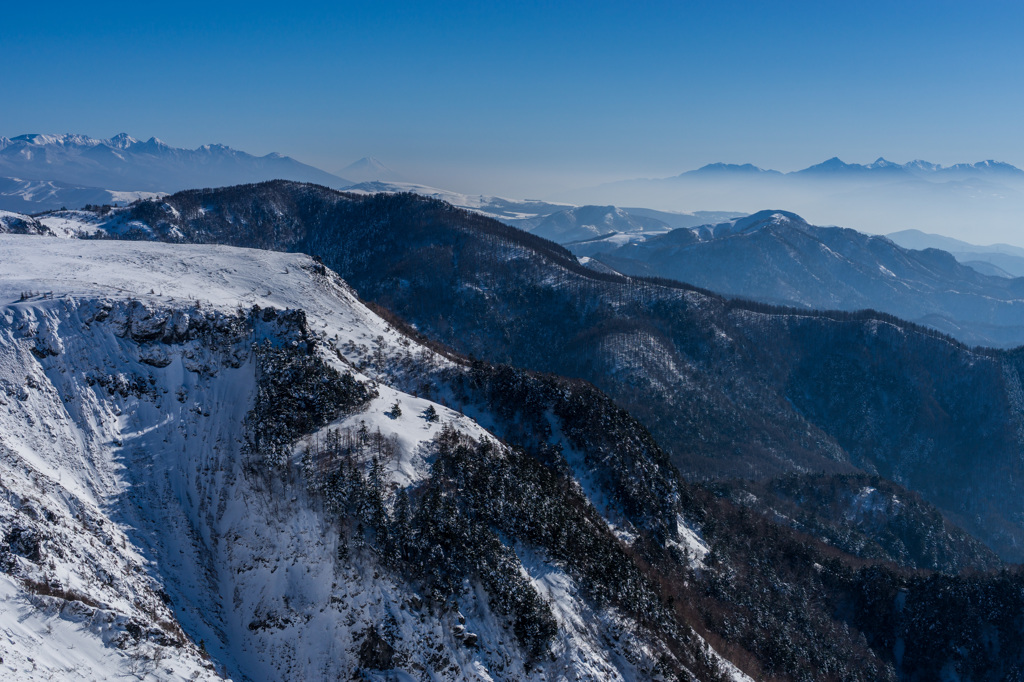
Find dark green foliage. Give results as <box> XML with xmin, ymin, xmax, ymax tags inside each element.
<box><xmin>660</xmin><ymin>484</ymin><xmax>1024</xmax><ymax>682</ymax></box>
<box><xmin>851</xmin><ymin>568</ymin><xmax>1024</xmax><ymax>681</ymax></box>
<box><xmin>302</xmin><ymin>423</ymin><xmax>715</xmax><ymax>674</ymax></box>
<box><xmin>718</xmin><ymin>473</ymin><xmax>1002</xmax><ymax>573</ymax></box>
<box><xmin>303</xmin><ymin>425</ymin><xmax>559</xmax><ymax>659</ymax></box>
<box><xmin>448</xmin><ymin>361</ymin><xmax>683</xmax><ymax>543</ymax></box>
<box><xmin>4</xmin><ymin>526</ymin><xmax>43</xmax><ymax>563</ymax></box>
<box><xmin>246</xmin><ymin>337</ymin><xmax>374</xmax><ymax>467</ymax></box>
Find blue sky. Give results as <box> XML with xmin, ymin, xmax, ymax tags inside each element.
<box><xmin>4</xmin><ymin>0</ymin><xmax>1024</xmax><ymax>196</ymax></box>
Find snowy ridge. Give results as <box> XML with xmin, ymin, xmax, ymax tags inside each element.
<box><xmin>0</xmin><ymin>177</ymin><xmax>163</xmax><ymax>215</ymax></box>
<box><xmin>341</xmin><ymin>181</ymin><xmax>574</xmax><ymax>223</ymax></box>
<box><xmin>0</xmin><ymin>235</ymin><xmax>738</xmax><ymax>681</ymax></box>
<box><xmin>0</xmin><ymin>133</ymin><xmax>353</xmax><ymax>211</ymax></box>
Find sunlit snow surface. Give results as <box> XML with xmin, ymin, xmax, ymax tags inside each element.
<box><xmin>0</xmin><ymin>235</ymin><xmax>747</xmax><ymax>681</ymax></box>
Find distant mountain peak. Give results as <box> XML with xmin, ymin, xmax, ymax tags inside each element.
<box><xmin>337</xmin><ymin>156</ymin><xmax>406</xmax><ymax>183</ymax></box>
<box><xmin>108</xmin><ymin>133</ymin><xmax>138</xmax><ymax>149</ymax></box>
<box><xmin>799</xmin><ymin>157</ymin><xmax>857</xmax><ymax>173</ymax></box>
<box><xmin>685</xmin><ymin>162</ymin><xmax>781</xmax><ymax>177</ymax></box>
<box><xmin>904</xmin><ymin>159</ymin><xmax>942</xmax><ymax>172</ymax></box>
<box><xmin>723</xmin><ymin>209</ymin><xmax>807</xmax><ymax>235</ymax></box>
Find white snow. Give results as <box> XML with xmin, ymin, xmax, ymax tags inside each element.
<box><xmin>0</xmin><ymin>575</ymin><xmax>220</xmax><ymax>681</ymax></box>
<box><xmin>0</xmin><ymin>234</ymin><xmax>748</xmax><ymax>681</ymax></box>
<box><xmin>37</xmin><ymin>211</ymin><xmax>105</xmax><ymax>237</ymax></box>
<box><xmin>342</xmin><ymin>181</ymin><xmax>573</xmax><ymax>222</ymax></box>
<box><xmin>667</xmin><ymin>514</ymin><xmax>710</xmax><ymax>570</ymax></box>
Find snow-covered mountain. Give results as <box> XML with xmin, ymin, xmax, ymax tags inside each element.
<box><xmin>0</xmin><ymin>133</ymin><xmax>352</xmax><ymax>202</ymax></box>
<box><xmin>0</xmin><ymin>234</ymin><xmax>745</xmax><ymax>681</ymax></box>
<box><xmin>29</xmin><ymin>182</ymin><xmax>1024</xmax><ymax>558</ymax></box>
<box><xmin>0</xmin><ymin>176</ymin><xmax>162</xmax><ymax>214</ymax></box>
<box><xmin>580</xmin><ymin>209</ymin><xmax>1024</xmax><ymax>347</ymax></box>
<box><xmin>341</xmin><ymin>180</ymin><xmax>575</xmax><ymax>226</ymax></box>
<box><xmin>341</xmin><ymin>180</ymin><xmax>745</xmax><ymax>238</ymax></box>
<box><xmin>529</xmin><ymin>205</ymin><xmax>671</xmax><ymax>243</ymax></box>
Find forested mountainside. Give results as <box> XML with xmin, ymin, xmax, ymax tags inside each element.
<box><xmin>572</xmin><ymin>210</ymin><xmax>1024</xmax><ymax>348</ymax></box>
<box><xmin>0</xmin><ymin>237</ymin><xmax>729</xmax><ymax>681</ymax></box>
<box><xmin>4</xmin><ymin>234</ymin><xmax>1024</xmax><ymax>682</ymax></box>
<box><xmin>57</xmin><ymin>181</ymin><xmax>1024</xmax><ymax>564</ymax></box>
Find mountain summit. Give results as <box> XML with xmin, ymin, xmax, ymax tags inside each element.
<box><xmin>337</xmin><ymin>156</ymin><xmax>406</xmax><ymax>183</ymax></box>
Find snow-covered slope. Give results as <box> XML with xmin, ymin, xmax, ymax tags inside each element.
<box><xmin>341</xmin><ymin>180</ymin><xmax>574</xmax><ymax>225</ymax></box>
<box><xmin>0</xmin><ymin>235</ymin><xmax>738</xmax><ymax>681</ymax></box>
<box><xmin>0</xmin><ymin>176</ymin><xmax>162</xmax><ymax>214</ymax></box>
<box><xmin>339</xmin><ymin>181</ymin><xmax>741</xmax><ymax>240</ymax></box>
<box><xmin>530</xmin><ymin>205</ymin><xmax>672</xmax><ymax>244</ymax></box>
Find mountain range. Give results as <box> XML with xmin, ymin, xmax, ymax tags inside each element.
<box><xmin>7</xmin><ymin>132</ymin><xmax>1024</xmax><ymax>248</ymax></box>
<box><xmin>0</xmin><ymin>133</ymin><xmax>353</xmax><ymax>205</ymax></box>
<box><xmin>574</xmin><ymin>209</ymin><xmax>1024</xmax><ymax>347</ymax></box>
<box><xmin>556</xmin><ymin>156</ymin><xmax>1024</xmax><ymax>242</ymax></box>
<box><xmin>343</xmin><ymin>180</ymin><xmax>745</xmax><ymax>237</ymax></box>
<box><xmin>2</xmin><ymin>235</ymin><xmax>735</xmax><ymax>680</ymax></box>
<box><xmin>668</xmin><ymin>157</ymin><xmax>1024</xmax><ymax>181</ymax></box>
<box><xmin>5</xmin><ymin>195</ymin><xmax>1024</xmax><ymax>680</ymax></box>
<box><xmin>8</xmin><ymin>181</ymin><xmax>1024</xmax><ymax>680</ymax></box>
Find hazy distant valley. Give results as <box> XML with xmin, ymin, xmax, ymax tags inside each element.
<box><xmin>555</xmin><ymin>157</ymin><xmax>1024</xmax><ymax>246</ymax></box>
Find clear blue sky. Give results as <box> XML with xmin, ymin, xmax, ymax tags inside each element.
<box><xmin>4</xmin><ymin>0</ymin><xmax>1024</xmax><ymax>196</ymax></box>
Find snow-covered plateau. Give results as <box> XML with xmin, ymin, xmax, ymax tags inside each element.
<box><xmin>0</xmin><ymin>235</ymin><xmax>741</xmax><ymax>681</ymax></box>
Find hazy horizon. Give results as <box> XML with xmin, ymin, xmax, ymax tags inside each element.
<box><xmin>6</xmin><ymin>0</ymin><xmax>1024</xmax><ymax>240</ymax></box>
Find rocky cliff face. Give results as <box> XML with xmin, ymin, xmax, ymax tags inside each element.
<box><xmin>0</xmin><ymin>236</ymin><xmax>737</xmax><ymax>681</ymax></box>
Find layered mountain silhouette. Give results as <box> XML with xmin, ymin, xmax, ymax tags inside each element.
<box><xmin>557</xmin><ymin>157</ymin><xmax>1024</xmax><ymax>240</ymax></box>
<box><xmin>889</xmin><ymin>228</ymin><xmax>1024</xmax><ymax>278</ymax></box>
<box><xmin>578</xmin><ymin>210</ymin><xmax>1024</xmax><ymax>347</ymax></box>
